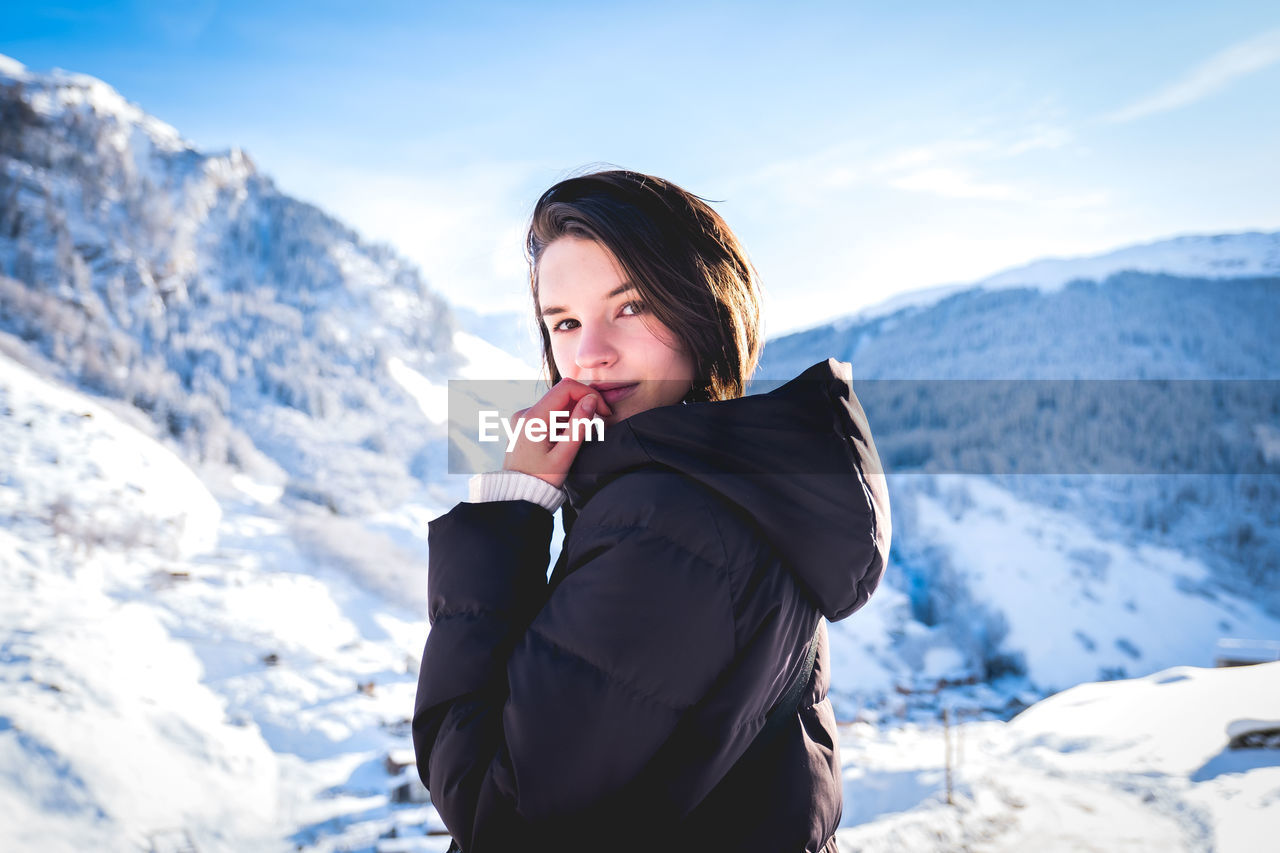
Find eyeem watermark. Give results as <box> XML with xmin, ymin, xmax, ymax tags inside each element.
<box><xmin>478</xmin><ymin>410</ymin><xmax>605</xmax><ymax>452</ymax></box>
<box><xmin>448</xmin><ymin>377</ymin><xmax>1280</xmax><ymax>475</ymax></box>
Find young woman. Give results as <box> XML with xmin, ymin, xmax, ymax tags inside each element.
<box><xmin>413</xmin><ymin>169</ymin><xmax>891</xmax><ymax>852</ymax></box>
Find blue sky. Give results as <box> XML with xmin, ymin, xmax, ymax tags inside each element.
<box><xmin>4</xmin><ymin>1</ymin><xmax>1279</xmax><ymax>335</ymax></box>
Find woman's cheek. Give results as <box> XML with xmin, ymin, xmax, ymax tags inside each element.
<box><xmin>547</xmin><ymin>340</ymin><xmax>568</xmax><ymax>377</ymax></box>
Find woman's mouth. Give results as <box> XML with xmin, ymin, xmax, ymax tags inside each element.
<box><xmin>596</xmin><ymin>383</ymin><xmax>637</xmax><ymax>406</ymax></box>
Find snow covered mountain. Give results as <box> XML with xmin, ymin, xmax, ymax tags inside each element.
<box><xmin>758</xmin><ymin>255</ymin><xmax>1279</xmax><ymax>382</ymax></box>
<box><xmin>976</xmin><ymin>230</ymin><xmax>1280</xmax><ymax>293</ymax></box>
<box><xmin>797</xmin><ymin>230</ymin><xmax>1280</xmax><ymax>336</ymax></box>
<box><xmin>752</xmin><ymin>235</ymin><xmax>1280</xmax><ymax>714</ymax></box>
<box><xmin>0</xmin><ymin>54</ymin><xmax>472</xmax><ymax>516</ymax></box>
<box><xmin>0</xmin><ymin>57</ymin><xmax>536</xmax><ymax>849</ymax></box>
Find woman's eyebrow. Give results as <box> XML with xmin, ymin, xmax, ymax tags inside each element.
<box><xmin>540</xmin><ymin>283</ymin><xmax>637</xmax><ymax>318</ymax></box>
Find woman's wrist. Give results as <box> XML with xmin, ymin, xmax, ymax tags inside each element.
<box><xmin>469</xmin><ymin>470</ymin><xmax>567</xmax><ymax>512</ymax></box>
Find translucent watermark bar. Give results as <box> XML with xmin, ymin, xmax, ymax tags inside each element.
<box><xmin>445</xmin><ymin>378</ymin><xmax>1280</xmax><ymax>476</ymax></box>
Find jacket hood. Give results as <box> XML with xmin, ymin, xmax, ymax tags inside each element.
<box><xmin>563</xmin><ymin>358</ymin><xmax>891</xmax><ymax>622</ymax></box>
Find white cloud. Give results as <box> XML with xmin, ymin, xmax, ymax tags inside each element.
<box><xmin>871</xmin><ymin>138</ymin><xmax>998</xmax><ymax>174</ymax></box>
<box><xmin>725</xmin><ymin>138</ymin><xmax>877</xmax><ymax>202</ymax></box>
<box><xmin>728</xmin><ymin>122</ymin><xmax>1093</xmax><ymax>208</ymax></box>
<box><xmin>726</xmin><ymin>136</ymin><xmax>1018</xmax><ymax>203</ymax></box>
<box><xmin>1041</xmin><ymin>189</ymin><xmax>1112</xmax><ymax>211</ymax></box>
<box><xmin>1103</xmin><ymin>27</ymin><xmax>1280</xmax><ymax>123</ymax></box>
<box><xmin>886</xmin><ymin>166</ymin><xmax>1028</xmax><ymax>201</ymax></box>
<box><xmin>1004</xmin><ymin>125</ymin><xmax>1073</xmax><ymax>156</ymax></box>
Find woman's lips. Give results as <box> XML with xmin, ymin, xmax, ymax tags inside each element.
<box><xmin>597</xmin><ymin>383</ymin><xmax>637</xmax><ymax>406</ymax></box>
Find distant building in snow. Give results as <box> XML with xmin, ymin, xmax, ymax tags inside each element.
<box><xmin>386</xmin><ymin>749</ymin><xmax>431</xmax><ymax>804</ymax></box>
<box><xmin>390</xmin><ymin>771</ymin><xmax>432</xmax><ymax>805</ymax></box>
<box><xmin>1214</xmin><ymin>637</ymin><xmax>1280</xmax><ymax>667</ymax></box>
<box><xmin>1226</xmin><ymin>718</ymin><xmax>1280</xmax><ymax>749</ymax></box>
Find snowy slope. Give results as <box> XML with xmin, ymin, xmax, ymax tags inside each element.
<box><xmin>0</xmin><ymin>348</ymin><xmax>276</xmax><ymax>851</ymax></box>
<box><xmin>823</xmin><ymin>474</ymin><xmax>1280</xmax><ymax>719</ymax></box>
<box><xmin>832</xmin><ymin>661</ymin><xmax>1280</xmax><ymax>852</ymax></box>
<box><xmin>0</xmin><ymin>347</ymin><xmax>448</xmax><ymax>851</ymax></box>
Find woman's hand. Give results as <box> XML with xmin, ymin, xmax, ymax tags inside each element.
<box><xmin>503</xmin><ymin>378</ymin><xmax>613</xmax><ymax>490</ymax></box>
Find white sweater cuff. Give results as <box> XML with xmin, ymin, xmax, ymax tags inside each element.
<box><xmin>468</xmin><ymin>470</ymin><xmax>567</xmax><ymax>513</ymax></box>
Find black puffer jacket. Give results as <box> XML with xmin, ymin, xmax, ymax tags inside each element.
<box><xmin>413</xmin><ymin>357</ymin><xmax>891</xmax><ymax>852</ymax></box>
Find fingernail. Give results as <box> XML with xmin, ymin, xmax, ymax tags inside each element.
<box><xmin>582</xmin><ymin>395</ymin><xmax>597</xmax><ymax>414</ymax></box>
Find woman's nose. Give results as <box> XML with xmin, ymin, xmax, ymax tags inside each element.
<box><xmin>574</xmin><ymin>325</ymin><xmax>617</xmax><ymax>371</ymax></box>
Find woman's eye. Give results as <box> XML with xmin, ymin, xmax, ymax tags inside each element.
<box><xmin>549</xmin><ymin>302</ymin><xmax>643</xmax><ymax>333</ymax></box>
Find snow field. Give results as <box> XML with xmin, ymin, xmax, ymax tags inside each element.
<box><xmin>833</xmin><ymin>662</ymin><xmax>1279</xmax><ymax>852</ymax></box>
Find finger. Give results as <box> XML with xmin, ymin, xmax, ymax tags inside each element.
<box><xmin>535</xmin><ymin>378</ymin><xmax>613</xmax><ymax>419</ymax></box>
<box><xmin>549</xmin><ymin>378</ymin><xmax>600</xmax><ymax>411</ymax></box>
<box><xmin>549</xmin><ymin>390</ymin><xmax>606</xmax><ymax>456</ymax></box>
<box><xmin>569</xmin><ymin>379</ymin><xmax>614</xmax><ymax>417</ymax></box>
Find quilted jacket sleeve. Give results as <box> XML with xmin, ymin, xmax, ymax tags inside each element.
<box><xmin>412</xmin><ymin>494</ymin><xmax>737</xmax><ymax>851</ymax></box>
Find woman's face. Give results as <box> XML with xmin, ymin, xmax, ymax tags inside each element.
<box><xmin>538</xmin><ymin>236</ymin><xmax>695</xmax><ymax>424</ymax></box>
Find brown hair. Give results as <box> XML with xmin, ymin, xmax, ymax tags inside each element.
<box><xmin>525</xmin><ymin>167</ymin><xmax>763</xmax><ymax>402</ymax></box>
